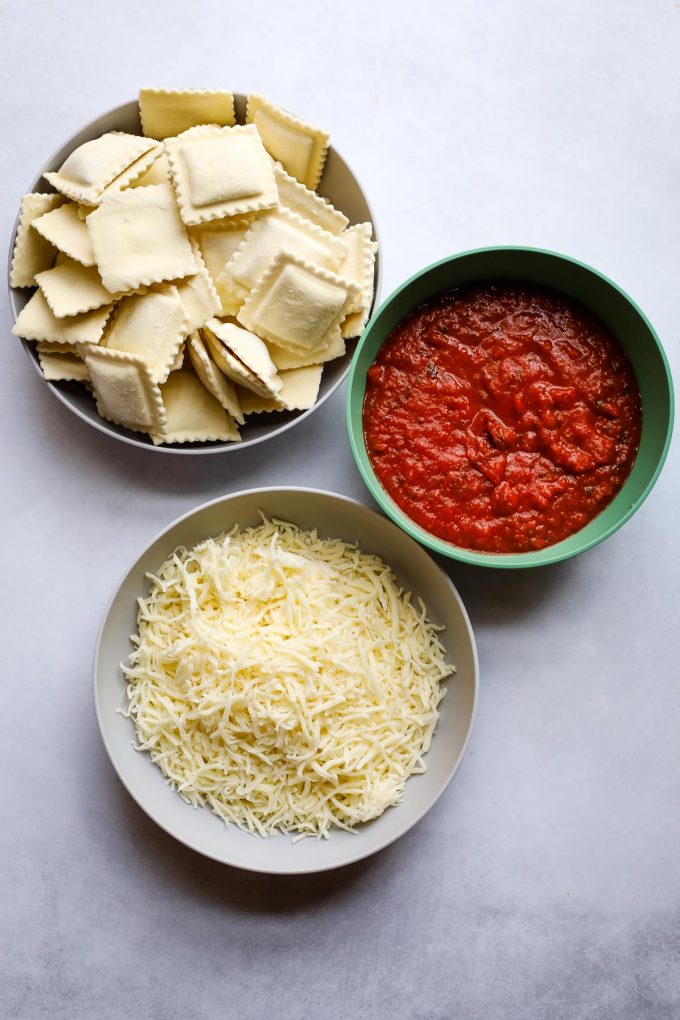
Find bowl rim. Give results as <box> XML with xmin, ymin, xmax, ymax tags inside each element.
<box><xmin>346</xmin><ymin>245</ymin><xmax>675</xmax><ymax>568</ymax></box>
<box><xmin>7</xmin><ymin>98</ymin><xmax>382</xmax><ymax>456</ymax></box>
<box><xmin>92</xmin><ymin>485</ymin><xmax>479</xmax><ymax>873</ymax></box>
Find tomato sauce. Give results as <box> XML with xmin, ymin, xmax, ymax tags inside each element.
<box><xmin>363</xmin><ymin>282</ymin><xmax>642</xmax><ymax>553</ymax></box>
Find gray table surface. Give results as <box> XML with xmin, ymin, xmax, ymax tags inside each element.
<box><xmin>2</xmin><ymin>1</ymin><xmax>679</xmax><ymax>1017</ymax></box>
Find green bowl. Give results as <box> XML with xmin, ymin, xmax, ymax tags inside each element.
<box><xmin>346</xmin><ymin>247</ymin><xmax>674</xmax><ymax>568</ymax></box>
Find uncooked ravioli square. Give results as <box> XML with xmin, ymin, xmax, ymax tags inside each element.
<box><xmin>152</xmin><ymin>370</ymin><xmax>240</xmax><ymax>445</ymax></box>
<box><xmin>10</xmin><ymin>193</ymin><xmax>65</xmax><ymax>287</ymax></box>
<box><xmin>105</xmin><ymin>286</ymin><xmax>189</xmax><ymax>383</ymax></box>
<box><xmin>165</xmin><ymin>125</ymin><xmax>277</xmax><ymax>225</ymax></box>
<box><xmin>11</xmin><ymin>289</ymin><xmax>112</xmax><ymax>344</ymax></box>
<box><xmin>86</xmin><ymin>183</ymin><xmax>196</xmax><ymax>293</ymax></box>
<box><xmin>182</xmin><ymin>136</ymin><xmax>262</xmax><ymax>206</ymax></box>
<box><xmin>139</xmin><ymin>88</ymin><xmax>236</xmax><ymax>141</ymax></box>
<box><xmin>78</xmin><ymin>345</ymin><xmax>167</xmax><ymax>435</ymax></box>
<box><xmin>237</xmin><ymin>253</ymin><xmax>358</xmax><ymax>353</ymax></box>
<box><xmin>31</xmin><ymin>202</ymin><xmax>96</xmax><ymax>267</ymax></box>
<box><xmin>43</xmin><ymin>132</ymin><xmax>160</xmax><ymax>205</ymax></box>
<box><xmin>35</xmin><ymin>259</ymin><xmax>118</xmax><ymax>318</ymax></box>
<box><xmin>245</xmin><ymin>94</ymin><xmax>329</xmax><ymax>190</ymax></box>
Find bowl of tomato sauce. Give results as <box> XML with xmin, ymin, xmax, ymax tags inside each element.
<box><xmin>346</xmin><ymin>247</ymin><xmax>673</xmax><ymax>567</ymax></box>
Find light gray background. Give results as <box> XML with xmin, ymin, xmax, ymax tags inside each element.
<box><xmin>2</xmin><ymin>1</ymin><xmax>679</xmax><ymax>1017</ymax></box>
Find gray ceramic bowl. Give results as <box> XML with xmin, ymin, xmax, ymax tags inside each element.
<box><xmin>7</xmin><ymin>96</ymin><xmax>381</xmax><ymax>454</ymax></box>
<box><xmin>94</xmin><ymin>487</ymin><xmax>478</xmax><ymax>873</ymax></box>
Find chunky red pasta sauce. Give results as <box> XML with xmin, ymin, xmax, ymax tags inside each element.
<box><xmin>363</xmin><ymin>282</ymin><xmax>642</xmax><ymax>553</ymax></box>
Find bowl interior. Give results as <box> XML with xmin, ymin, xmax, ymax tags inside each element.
<box><xmin>8</xmin><ymin>97</ymin><xmax>381</xmax><ymax>454</ymax></box>
<box><xmin>347</xmin><ymin>247</ymin><xmax>674</xmax><ymax>568</ymax></box>
<box><xmin>94</xmin><ymin>488</ymin><xmax>478</xmax><ymax>873</ymax></box>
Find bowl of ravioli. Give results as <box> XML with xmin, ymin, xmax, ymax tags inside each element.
<box><xmin>7</xmin><ymin>89</ymin><xmax>380</xmax><ymax>453</ymax></box>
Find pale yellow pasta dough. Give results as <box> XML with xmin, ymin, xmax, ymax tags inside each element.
<box><xmin>276</xmin><ymin>364</ymin><xmax>324</xmax><ymax>410</ymax></box>
<box><xmin>237</xmin><ymin>252</ymin><xmax>358</xmax><ymax>354</ymax></box>
<box><xmin>202</xmin><ymin>329</ymin><xmax>275</xmax><ymax>398</ymax></box>
<box><xmin>35</xmin><ymin>259</ymin><xmax>120</xmax><ymax>318</ymax></box>
<box><xmin>44</xmin><ymin>132</ymin><xmax>160</xmax><ymax>205</ymax></box>
<box><xmin>129</xmin><ymin>152</ymin><xmax>172</xmax><ymax>188</ymax></box>
<box><xmin>267</xmin><ymin>330</ymin><xmax>346</xmax><ymax>371</ymax></box>
<box><xmin>104</xmin><ymin>287</ymin><xmax>189</xmax><ymax>383</ymax></box>
<box><xmin>234</xmin><ymin>388</ymin><xmax>285</xmax><ymax>415</ymax></box>
<box><xmin>173</xmin><ymin>240</ymin><xmax>221</xmax><ymax>331</ymax></box>
<box><xmin>36</xmin><ymin>341</ymin><xmax>80</xmax><ymax>356</ymax></box>
<box><xmin>341</xmin><ymin>309</ymin><xmax>368</xmax><ymax>340</ymax></box>
<box><xmin>338</xmin><ymin>222</ymin><xmax>378</xmax><ymax>336</ymax></box>
<box><xmin>195</xmin><ymin>219</ymin><xmax>252</xmax><ymax>289</ymax></box>
<box><xmin>12</xmin><ymin>289</ymin><xmax>112</xmax><ymax>344</ymax></box>
<box><xmin>38</xmin><ymin>351</ymin><xmax>89</xmax><ymax>383</ymax></box>
<box><xmin>187</xmin><ymin>332</ymin><xmax>244</xmax><ymax>425</ymax></box>
<box><xmin>87</xmin><ymin>184</ymin><xmax>196</xmax><ymax>293</ymax></box>
<box><xmin>246</xmin><ymin>94</ymin><xmax>329</xmax><ymax>190</ymax></box>
<box><xmin>31</xmin><ymin>202</ymin><xmax>96</xmax><ymax>267</ymax></box>
<box><xmin>168</xmin><ymin>341</ymin><xmax>187</xmax><ymax>375</ymax></box>
<box><xmin>106</xmin><ymin>146</ymin><xmax>165</xmax><ymax>195</ymax></box>
<box><xmin>165</xmin><ymin>124</ymin><xmax>277</xmax><ymax>225</ymax></box>
<box><xmin>234</xmin><ymin>365</ymin><xmax>322</xmax><ymax>413</ymax></box>
<box><xmin>273</xmin><ymin>163</ymin><xmax>348</xmax><ymax>235</ymax></box>
<box><xmin>78</xmin><ymin>345</ymin><xmax>167</xmax><ymax>435</ymax></box>
<box><xmin>152</xmin><ymin>369</ymin><xmax>240</xmax><ymax>445</ymax></box>
<box><xmin>203</xmin><ymin>318</ymin><xmax>281</xmax><ymax>395</ymax></box>
<box><xmin>216</xmin><ymin>207</ymin><xmax>346</xmax><ymax>312</ymax></box>
<box><xmin>338</xmin><ymin>223</ymin><xmax>377</xmax><ymax>303</ymax></box>
<box><xmin>10</xmin><ymin>193</ymin><xmax>65</xmax><ymax>287</ymax></box>
<box><xmin>139</xmin><ymin>88</ymin><xmax>236</xmax><ymax>141</ymax></box>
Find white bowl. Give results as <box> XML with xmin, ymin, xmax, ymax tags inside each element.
<box><xmin>7</xmin><ymin>96</ymin><xmax>381</xmax><ymax>454</ymax></box>
<box><xmin>94</xmin><ymin>488</ymin><xmax>478</xmax><ymax>873</ymax></box>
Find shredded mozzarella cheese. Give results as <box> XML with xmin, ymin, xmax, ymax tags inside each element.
<box><xmin>123</xmin><ymin>516</ymin><xmax>453</xmax><ymax>838</ymax></box>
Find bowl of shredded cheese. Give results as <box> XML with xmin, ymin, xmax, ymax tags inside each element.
<box><xmin>94</xmin><ymin>487</ymin><xmax>478</xmax><ymax>873</ymax></box>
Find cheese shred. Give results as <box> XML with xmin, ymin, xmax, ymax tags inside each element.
<box><xmin>123</xmin><ymin>516</ymin><xmax>453</xmax><ymax>839</ymax></box>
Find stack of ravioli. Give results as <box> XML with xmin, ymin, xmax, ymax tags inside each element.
<box><xmin>10</xmin><ymin>89</ymin><xmax>377</xmax><ymax>445</ymax></box>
